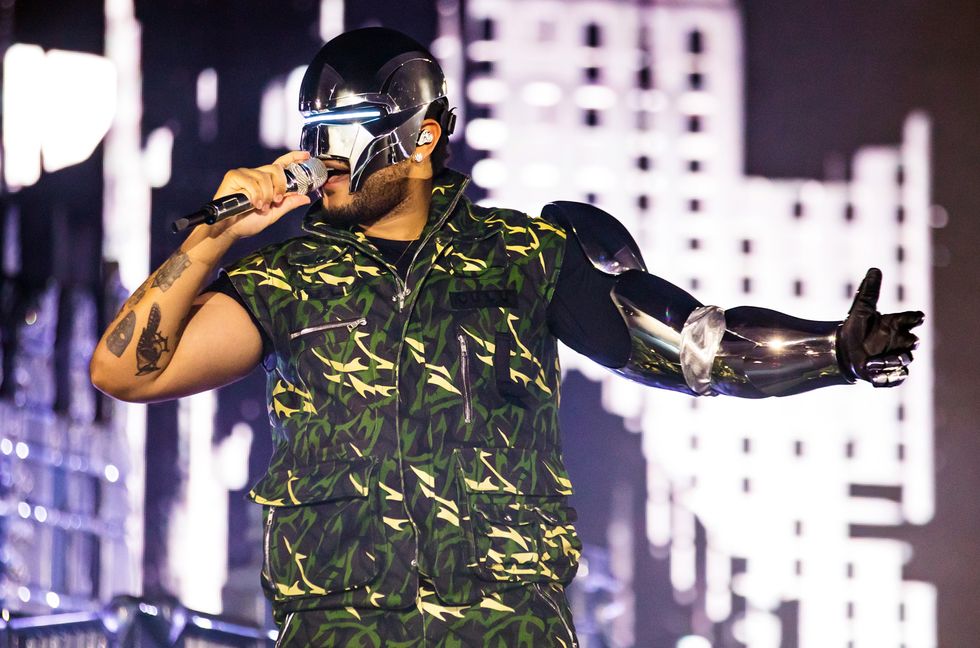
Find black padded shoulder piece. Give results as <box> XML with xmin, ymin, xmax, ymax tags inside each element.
<box><xmin>542</xmin><ymin>201</ymin><xmax>646</xmax><ymax>275</ymax></box>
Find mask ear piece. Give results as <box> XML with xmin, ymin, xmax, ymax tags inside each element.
<box><xmin>416</xmin><ymin>130</ymin><xmax>434</xmax><ymax>146</ymax></box>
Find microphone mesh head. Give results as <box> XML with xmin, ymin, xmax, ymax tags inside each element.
<box><xmin>288</xmin><ymin>158</ymin><xmax>329</xmax><ymax>195</ymax></box>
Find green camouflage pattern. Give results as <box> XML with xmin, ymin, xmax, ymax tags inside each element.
<box><xmin>224</xmin><ymin>169</ymin><xmax>580</xmax><ymax>618</ymax></box>
<box><xmin>273</xmin><ymin>579</ymin><xmax>577</xmax><ymax>647</ymax></box>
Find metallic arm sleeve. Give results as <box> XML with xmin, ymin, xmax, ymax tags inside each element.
<box><xmin>543</xmin><ymin>200</ymin><xmax>851</xmax><ymax>398</ymax></box>
<box><xmin>611</xmin><ymin>270</ymin><xmax>850</xmax><ymax>398</ymax></box>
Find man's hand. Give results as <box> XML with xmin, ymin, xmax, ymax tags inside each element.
<box><xmin>208</xmin><ymin>150</ymin><xmax>314</xmax><ymax>241</ymax></box>
<box><xmin>837</xmin><ymin>268</ymin><xmax>925</xmax><ymax>387</ymax></box>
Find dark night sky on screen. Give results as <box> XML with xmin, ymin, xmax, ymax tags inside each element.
<box><xmin>743</xmin><ymin>0</ymin><xmax>980</xmax><ymax>641</ymax></box>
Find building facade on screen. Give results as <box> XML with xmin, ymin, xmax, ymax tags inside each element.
<box><xmin>457</xmin><ymin>0</ymin><xmax>936</xmax><ymax>647</ymax></box>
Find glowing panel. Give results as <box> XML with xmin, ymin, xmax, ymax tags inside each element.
<box><xmin>468</xmin><ymin>1</ymin><xmax>935</xmax><ymax>646</ymax></box>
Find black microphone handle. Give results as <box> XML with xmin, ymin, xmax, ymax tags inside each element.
<box><xmin>171</xmin><ymin>193</ymin><xmax>252</xmax><ymax>233</ymax></box>
<box><xmin>171</xmin><ymin>166</ymin><xmax>307</xmax><ymax>234</ymax></box>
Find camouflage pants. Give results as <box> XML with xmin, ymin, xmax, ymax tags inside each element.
<box><xmin>274</xmin><ymin>580</ymin><xmax>578</xmax><ymax>647</ymax></box>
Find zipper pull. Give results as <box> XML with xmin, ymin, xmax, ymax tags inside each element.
<box><xmin>347</xmin><ymin>317</ymin><xmax>367</xmax><ymax>332</ymax></box>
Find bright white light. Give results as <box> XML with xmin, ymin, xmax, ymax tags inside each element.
<box><xmin>196</xmin><ymin>68</ymin><xmax>218</xmax><ymax>113</ymax></box>
<box><xmin>17</xmin><ymin>502</ymin><xmax>31</xmax><ymax>519</ymax></box>
<box><xmin>521</xmin><ymin>81</ymin><xmax>562</xmax><ymax>107</ymax></box>
<box><xmin>466</xmin><ymin>118</ymin><xmax>508</xmax><ymax>150</ymax></box>
<box><xmin>430</xmin><ymin>36</ymin><xmax>460</xmax><ymax>60</ymax></box>
<box><xmin>574</xmin><ymin>85</ymin><xmax>617</xmax><ymax>110</ymax></box>
<box><xmin>191</xmin><ymin>615</ymin><xmax>213</xmax><ymax>629</ymax></box>
<box><xmin>143</xmin><ymin>127</ymin><xmax>174</xmax><ymax>188</ymax></box>
<box><xmin>45</xmin><ymin>591</ymin><xmax>60</xmax><ymax>608</ymax></box>
<box><xmin>40</xmin><ymin>49</ymin><xmax>117</xmax><ymax>173</ymax></box>
<box><xmin>574</xmin><ymin>165</ymin><xmax>617</xmax><ymax>192</ymax></box>
<box><xmin>471</xmin><ymin>158</ymin><xmax>508</xmax><ymax>189</ymax></box>
<box><xmin>2</xmin><ymin>43</ymin><xmax>45</xmax><ymax>188</ymax></box>
<box><xmin>0</xmin><ymin>438</ymin><xmax>12</xmax><ymax>455</ymax></box>
<box><xmin>17</xmin><ymin>587</ymin><xmax>30</xmax><ymax>603</ymax></box>
<box><xmin>521</xmin><ymin>163</ymin><xmax>560</xmax><ymax>188</ymax></box>
<box><xmin>467</xmin><ymin>77</ymin><xmax>509</xmax><ymax>104</ymax></box>
<box><xmin>14</xmin><ymin>442</ymin><xmax>28</xmax><ymax>459</ymax></box>
<box><xmin>303</xmin><ymin>109</ymin><xmax>383</xmax><ymax>124</ymax></box>
<box><xmin>259</xmin><ymin>80</ymin><xmax>287</xmax><ymax>149</ymax></box>
<box><xmin>677</xmin><ymin>636</ymin><xmax>712</xmax><ymax>648</ymax></box>
<box><xmin>104</xmin><ymin>464</ymin><xmax>120</xmax><ymax>483</ymax></box>
<box><xmin>318</xmin><ymin>0</ymin><xmax>344</xmax><ymax>42</ymax></box>
<box><xmin>34</xmin><ymin>505</ymin><xmax>47</xmax><ymax>523</ymax></box>
<box><xmin>215</xmin><ymin>423</ymin><xmax>253</xmax><ymax>491</ymax></box>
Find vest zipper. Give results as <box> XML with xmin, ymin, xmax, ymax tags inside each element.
<box><xmin>457</xmin><ymin>331</ymin><xmax>473</xmax><ymax>424</ymax></box>
<box><xmin>262</xmin><ymin>507</ymin><xmax>275</xmax><ymax>583</ymax></box>
<box><xmin>535</xmin><ymin>583</ymin><xmax>578</xmax><ymax>647</ymax></box>
<box><xmin>289</xmin><ymin>317</ymin><xmax>367</xmax><ymax>340</ymax></box>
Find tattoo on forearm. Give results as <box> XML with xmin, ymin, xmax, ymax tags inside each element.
<box><xmin>106</xmin><ymin>311</ymin><xmax>137</xmax><ymax>357</ymax></box>
<box><xmin>123</xmin><ymin>276</ymin><xmax>151</xmax><ymax>310</ymax></box>
<box><xmin>135</xmin><ymin>303</ymin><xmax>170</xmax><ymax>375</ymax></box>
<box><xmin>152</xmin><ymin>251</ymin><xmax>192</xmax><ymax>292</ymax></box>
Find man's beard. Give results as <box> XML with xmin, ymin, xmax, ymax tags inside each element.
<box><xmin>318</xmin><ymin>163</ymin><xmax>412</xmax><ymax>228</ymax></box>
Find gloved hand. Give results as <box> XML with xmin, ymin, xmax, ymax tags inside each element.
<box><xmin>837</xmin><ymin>268</ymin><xmax>925</xmax><ymax>387</ymax></box>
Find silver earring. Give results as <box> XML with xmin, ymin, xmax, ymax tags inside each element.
<box><xmin>416</xmin><ymin>130</ymin><xmax>434</xmax><ymax>146</ymax></box>
<box><xmin>413</xmin><ymin>152</ymin><xmax>424</xmax><ymax>162</ymax></box>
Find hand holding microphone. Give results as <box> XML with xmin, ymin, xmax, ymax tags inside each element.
<box><xmin>171</xmin><ymin>151</ymin><xmax>327</xmax><ymax>236</ymax></box>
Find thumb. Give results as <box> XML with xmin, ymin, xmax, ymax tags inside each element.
<box><xmin>850</xmin><ymin>267</ymin><xmax>882</xmax><ymax>317</ymax></box>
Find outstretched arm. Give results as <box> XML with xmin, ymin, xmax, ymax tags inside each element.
<box><xmin>544</xmin><ymin>201</ymin><xmax>923</xmax><ymax>398</ymax></box>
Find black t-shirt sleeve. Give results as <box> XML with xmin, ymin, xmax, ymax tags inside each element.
<box><xmin>202</xmin><ymin>272</ymin><xmax>274</xmax><ymax>360</ymax></box>
<box><xmin>546</xmin><ymin>234</ymin><xmax>632</xmax><ymax>368</ymax></box>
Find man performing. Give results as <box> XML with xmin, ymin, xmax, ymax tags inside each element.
<box><xmin>90</xmin><ymin>27</ymin><xmax>923</xmax><ymax>647</ymax></box>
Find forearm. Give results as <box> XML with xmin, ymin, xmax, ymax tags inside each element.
<box><xmin>610</xmin><ymin>271</ymin><xmax>849</xmax><ymax>398</ymax></box>
<box><xmin>90</xmin><ymin>225</ymin><xmax>235</xmax><ymax>400</ymax></box>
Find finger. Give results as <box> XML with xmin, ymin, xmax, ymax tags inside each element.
<box><xmin>227</xmin><ymin>169</ymin><xmax>262</xmax><ymax>206</ymax></box>
<box><xmin>850</xmin><ymin>268</ymin><xmax>882</xmax><ymax>316</ymax></box>
<box><xmin>240</xmin><ymin>168</ymin><xmax>275</xmax><ymax>210</ymax></box>
<box><xmin>278</xmin><ymin>194</ymin><xmax>311</xmax><ymax>211</ymax></box>
<box><xmin>897</xmin><ymin>310</ymin><xmax>925</xmax><ymax>329</ymax></box>
<box><xmin>258</xmin><ymin>163</ymin><xmax>288</xmax><ymax>198</ymax></box>
<box><xmin>896</xmin><ymin>331</ymin><xmax>918</xmax><ymax>350</ymax></box>
<box><xmin>274</xmin><ymin>150</ymin><xmax>311</xmax><ymax>167</ymax></box>
<box><xmin>867</xmin><ymin>352</ymin><xmax>913</xmax><ymax>371</ymax></box>
<box><xmin>871</xmin><ymin>366</ymin><xmax>908</xmax><ymax>387</ymax></box>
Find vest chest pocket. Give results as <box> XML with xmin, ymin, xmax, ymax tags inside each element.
<box><xmin>286</xmin><ymin>314</ymin><xmax>368</xmax><ymax>392</ymax></box>
<box><xmin>453</xmin><ymin>447</ymin><xmax>581</xmax><ymax>585</ymax></box>
<box><xmin>248</xmin><ymin>457</ymin><xmax>381</xmax><ymax>603</ymax></box>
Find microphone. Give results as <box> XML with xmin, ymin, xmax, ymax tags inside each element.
<box><xmin>171</xmin><ymin>157</ymin><xmax>329</xmax><ymax>233</ymax></box>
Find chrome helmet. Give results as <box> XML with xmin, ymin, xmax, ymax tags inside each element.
<box><xmin>299</xmin><ymin>27</ymin><xmax>456</xmax><ymax>192</ymax></box>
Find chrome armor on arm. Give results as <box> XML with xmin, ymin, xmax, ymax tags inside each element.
<box><xmin>542</xmin><ymin>201</ymin><xmax>923</xmax><ymax>398</ymax></box>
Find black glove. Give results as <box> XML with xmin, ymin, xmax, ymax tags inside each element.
<box><xmin>836</xmin><ymin>268</ymin><xmax>924</xmax><ymax>387</ymax></box>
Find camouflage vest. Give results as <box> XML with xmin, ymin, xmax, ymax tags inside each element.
<box><xmin>225</xmin><ymin>169</ymin><xmax>581</xmax><ymax>614</ymax></box>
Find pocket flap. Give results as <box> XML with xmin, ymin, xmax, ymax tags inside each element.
<box><xmin>453</xmin><ymin>447</ymin><xmax>574</xmax><ymax>497</ymax></box>
<box><xmin>248</xmin><ymin>457</ymin><xmax>375</xmax><ymax>507</ymax></box>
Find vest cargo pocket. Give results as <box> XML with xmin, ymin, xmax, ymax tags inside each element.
<box><xmin>248</xmin><ymin>457</ymin><xmax>381</xmax><ymax>603</ymax></box>
<box><xmin>453</xmin><ymin>447</ymin><xmax>581</xmax><ymax>585</ymax></box>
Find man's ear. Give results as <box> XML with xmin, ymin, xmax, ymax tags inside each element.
<box><xmin>408</xmin><ymin>118</ymin><xmax>442</xmax><ymax>179</ymax></box>
<box><xmin>413</xmin><ymin>118</ymin><xmax>442</xmax><ymax>160</ymax></box>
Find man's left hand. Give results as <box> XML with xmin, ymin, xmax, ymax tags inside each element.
<box><xmin>837</xmin><ymin>268</ymin><xmax>925</xmax><ymax>387</ymax></box>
